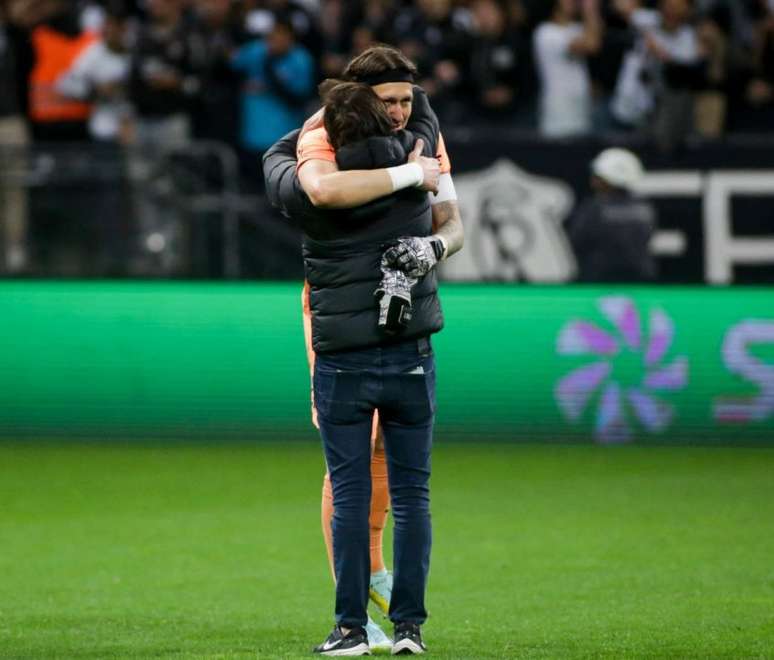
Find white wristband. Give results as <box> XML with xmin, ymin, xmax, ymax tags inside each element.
<box><xmin>387</xmin><ymin>163</ymin><xmax>424</xmax><ymax>191</ymax></box>
<box><xmin>431</xmin><ymin>173</ymin><xmax>457</xmax><ymax>205</ymax></box>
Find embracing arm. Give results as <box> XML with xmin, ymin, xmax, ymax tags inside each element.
<box><xmin>297</xmin><ymin>107</ymin><xmax>439</xmax><ymax>208</ymax></box>
<box><xmin>432</xmin><ymin>199</ymin><xmax>464</xmax><ymax>259</ymax></box>
<box><xmin>263</xmin><ymin>129</ymin><xmax>316</xmax><ymax>219</ymax></box>
<box><xmin>263</xmin><ymin>129</ymin><xmax>401</xmax><ymax>222</ymax></box>
<box><xmin>406</xmin><ymin>86</ymin><xmax>440</xmax><ymax>154</ymax></box>
<box><xmin>299</xmin><ymin>159</ymin><xmax>396</xmax><ymax>209</ymax></box>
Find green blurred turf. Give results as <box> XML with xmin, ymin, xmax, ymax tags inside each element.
<box><xmin>1</xmin><ymin>443</ymin><xmax>773</xmax><ymax>659</ymax></box>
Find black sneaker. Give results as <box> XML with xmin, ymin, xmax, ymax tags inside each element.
<box><xmin>391</xmin><ymin>622</ymin><xmax>426</xmax><ymax>655</ymax></box>
<box><xmin>313</xmin><ymin>625</ymin><xmax>370</xmax><ymax>656</ymax></box>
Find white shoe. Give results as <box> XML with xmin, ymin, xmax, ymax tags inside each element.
<box><xmin>369</xmin><ymin>570</ymin><xmax>392</xmax><ymax>617</ymax></box>
<box><xmin>366</xmin><ymin>616</ymin><xmax>392</xmax><ymax>652</ymax></box>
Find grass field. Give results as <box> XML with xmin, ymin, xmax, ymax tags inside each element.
<box><xmin>1</xmin><ymin>443</ymin><xmax>773</xmax><ymax>659</ymax></box>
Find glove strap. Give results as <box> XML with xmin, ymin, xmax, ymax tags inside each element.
<box><xmin>431</xmin><ymin>235</ymin><xmax>448</xmax><ymax>261</ymax></box>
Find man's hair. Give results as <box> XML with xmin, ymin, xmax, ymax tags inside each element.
<box><xmin>321</xmin><ymin>81</ymin><xmax>394</xmax><ymax>150</ymax></box>
<box><xmin>104</xmin><ymin>0</ymin><xmax>130</xmax><ymax>21</ymax></box>
<box><xmin>342</xmin><ymin>44</ymin><xmax>418</xmax><ymax>83</ymax></box>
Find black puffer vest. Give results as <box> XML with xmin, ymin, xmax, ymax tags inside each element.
<box><xmin>304</xmin><ymin>132</ymin><xmax>444</xmax><ymax>354</ymax></box>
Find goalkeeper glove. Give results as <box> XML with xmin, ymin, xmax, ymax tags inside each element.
<box><xmin>375</xmin><ymin>257</ymin><xmax>417</xmax><ymax>335</ymax></box>
<box><xmin>383</xmin><ymin>236</ymin><xmax>447</xmax><ymax>278</ymax></box>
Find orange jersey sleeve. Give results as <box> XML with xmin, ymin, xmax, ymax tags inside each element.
<box><xmin>297</xmin><ymin>127</ymin><xmax>335</xmax><ymax>171</ymax></box>
<box><xmin>437</xmin><ymin>132</ymin><xmax>452</xmax><ymax>174</ymax></box>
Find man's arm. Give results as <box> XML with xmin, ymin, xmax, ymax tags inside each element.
<box><xmin>431</xmin><ymin>200</ymin><xmax>464</xmax><ymax>259</ymax></box>
<box><xmin>263</xmin><ymin>129</ymin><xmax>403</xmax><ymax>223</ymax></box>
<box><xmin>263</xmin><ymin>129</ymin><xmax>316</xmax><ymax>219</ymax></box>
<box><xmin>405</xmin><ymin>86</ymin><xmax>439</xmax><ymax>154</ymax></box>
<box><xmin>297</xmin><ymin>110</ymin><xmax>440</xmax><ymax>209</ymax></box>
<box><xmin>299</xmin><ymin>151</ymin><xmax>440</xmax><ymax>209</ymax></box>
<box><xmin>299</xmin><ymin>159</ymin><xmax>397</xmax><ymax>209</ymax></box>
<box><xmin>569</xmin><ymin>0</ymin><xmax>603</xmax><ymax>57</ymax></box>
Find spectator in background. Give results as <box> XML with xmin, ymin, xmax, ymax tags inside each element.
<box><xmin>55</xmin><ymin>1</ymin><xmax>132</xmax><ymax>143</ymax></box>
<box><xmin>611</xmin><ymin>0</ymin><xmax>704</xmax><ymax>148</ymax></box>
<box><xmin>533</xmin><ymin>0</ymin><xmax>603</xmax><ymax>138</ymax></box>
<box><xmin>318</xmin><ymin>0</ymin><xmax>353</xmax><ymax>77</ymax></box>
<box><xmin>126</xmin><ymin>0</ymin><xmax>206</xmax><ymax>273</ymax></box>
<box><xmin>566</xmin><ymin>148</ymin><xmax>657</xmax><ymax>282</ymax></box>
<box><xmin>388</xmin><ymin>0</ymin><xmax>468</xmax><ymax>119</ymax></box>
<box><xmin>694</xmin><ymin>4</ymin><xmax>733</xmax><ymax>137</ymax></box>
<box><xmin>19</xmin><ymin>0</ymin><xmax>98</xmax><ymax>141</ymax></box>
<box><xmin>127</xmin><ymin>0</ymin><xmax>205</xmax><ymax>149</ymax></box>
<box><xmin>320</xmin><ymin>0</ymin><xmax>398</xmax><ymax>73</ymax></box>
<box><xmin>695</xmin><ymin>0</ymin><xmax>755</xmax><ymax>49</ymax></box>
<box><xmin>230</xmin><ymin>14</ymin><xmax>314</xmax><ymax>184</ymax></box>
<box><xmin>243</xmin><ymin>0</ymin><xmax>322</xmax><ymax>61</ymax></box>
<box><xmin>339</xmin><ymin>0</ymin><xmax>396</xmax><ymax>58</ymax></box>
<box><xmin>744</xmin><ymin>0</ymin><xmax>774</xmax><ymax>129</ymax></box>
<box><xmin>459</xmin><ymin>0</ymin><xmax>534</xmax><ymax>123</ymax></box>
<box><xmin>0</xmin><ymin>1</ymin><xmax>30</xmax><ymax>272</ymax></box>
<box><xmin>190</xmin><ymin>0</ymin><xmax>246</xmax><ymax>144</ymax></box>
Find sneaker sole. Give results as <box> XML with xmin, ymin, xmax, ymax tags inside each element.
<box><xmin>368</xmin><ymin>587</ymin><xmax>390</xmax><ymax>616</ymax></box>
<box><xmin>391</xmin><ymin>639</ymin><xmax>425</xmax><ymax>655</ymax></box>
<box><xmin>319</xmin><ymin>642</ymin><xmax>371</xmax><ymax>656</ymax></box>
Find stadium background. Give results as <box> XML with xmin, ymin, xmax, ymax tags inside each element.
<box><xmin>1</xmin><ymin>0</ymin><xmax>774</xmax><ymax>658</ymax></box>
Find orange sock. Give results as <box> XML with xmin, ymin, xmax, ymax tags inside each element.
<box><xmin>321</xmin><ymin>472</ymin><xmax>335</xmax><ymax>581</ymax></box>
<box><xmin>369</xmin><ymin>439</ymin><xmax>390</xmax><ymax>574</ymax></box>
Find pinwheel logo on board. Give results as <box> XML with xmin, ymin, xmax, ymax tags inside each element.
<box><xmin>555</xmin><ymin>297</ymin><xmax>689</xmax><ymax>443</ymax></box>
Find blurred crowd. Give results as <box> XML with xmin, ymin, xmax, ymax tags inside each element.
<box><xmin>2</xmin><ymin>0</ymin><xmax>774</xmax><ymax>162</ymax></box>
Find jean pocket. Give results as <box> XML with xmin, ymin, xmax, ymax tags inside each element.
<box><xmin>395</xmin><ymin>361</ymin><xmax>436</xmax><ymax>424</ymax></box>
<box><xmin>313</xmin><ymin>367</ymin><xmax>367</xmax><ymax>424</ymax></box>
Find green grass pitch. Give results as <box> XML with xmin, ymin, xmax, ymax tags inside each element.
<box><xmin>1</xmin><ymin>443</ymin><xmax>773</xmax><ymax>659</ymax></box>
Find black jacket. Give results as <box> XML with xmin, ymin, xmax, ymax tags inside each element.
<box><xmin>567</xmin><ymin>191</ymin><xmax>657</xmax><ymax>282</ymax></box>
<box><xmin>128</xmin><ymin>12</ymin><xmax>206</xmax><ymax>118</ymax></box>
<box><xmin>263</xmin><ymin>88</ymin><xmax>444</xmax><ymax>353</ymax></box>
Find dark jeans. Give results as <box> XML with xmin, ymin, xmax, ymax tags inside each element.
<box><xmin>314</xmin><ymin>337</ymin><xmax>435</xmax><ymax>629</ymax></box>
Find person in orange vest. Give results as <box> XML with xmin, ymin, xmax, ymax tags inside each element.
<box><xmin>24</xmin><ymin>1</ymin><xmax>97</xmax><ymax>140</ymax></box>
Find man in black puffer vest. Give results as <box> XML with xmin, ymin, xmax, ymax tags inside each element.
<box><xmin>263</xmin><ymin>82</ymin><xmax>455</xmax><ymax>656</ymax></box>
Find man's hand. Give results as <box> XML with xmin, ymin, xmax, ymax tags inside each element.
<box><xmin>383</xmin><ymin>236</ymin><xmax>446</xmax><ymax>278</ymax></box>
<box><xmin>407</xmin><ymin>139</ymin><xmax>440</xmax><ymax>194</ymax></box>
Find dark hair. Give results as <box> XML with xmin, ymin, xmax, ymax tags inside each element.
<box><xmin>321</xmin><ymin>81</ymin><xmax>394</xmax><ymax>150</ymax></box>
<box><xmin>271</xmin><ymin>12</ymin><xmax>295</xmax><ymax>35</ymax></box>
<box><xmin>342</xmin><ymin>44</ymin><xmax>418</xmax><ymax>83</ymax></box>
<box><xmin>104</xmin><ymin>0</ymin><xmax>130</xmax><ymax>20</ymax></box>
